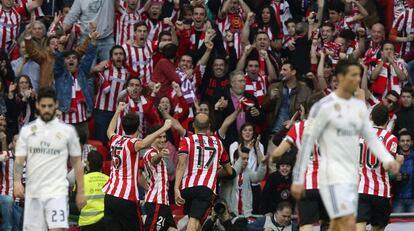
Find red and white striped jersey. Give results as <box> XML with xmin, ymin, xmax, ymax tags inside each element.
<box><xmin>0</xmin><ymin>151</ymin><xmax>14</xmax><ymax>196</ymax></box>
<box><xmin>334</xmin><ymin>16</ymin><xmax>355</xmax><ymax>34</ymax></box>
<box><xmin>117</xmin><ymin>95</ymin><xmax>147</xmax><ymax>139</ymax></box>
<box><xmin>0</xmin><ymin>4</ymin><xmax>28</xmax><ymax>52</ymax></box>
<box><xmin>143</xmin><ymin>147</ymin><xmax>169</xmax><ymax>205</ymax></box>
<box><xmin>358</xmin><ymin>127</ymin><xmax>398</xmax><ymax>197</ymax></box>
<box><xmin>216</xmin><ymin>11</ymin><xmax>245</xmax><ymax>36</ymax></box>
<box><xmin>244</xmin><ymin>74</ymin><xmax>268</xmax><ymax>105</ymax></box>
<box><xmin>178</xmin><ymin>134</ymin><xmax>230</xmax><ymax>193</ymax></box>
<box><xmin>62</xmin><ymin>73</ymin><xmax>88</xmax><ymax>124</ymax></box>
<box><xmin>270</xmin><ymin>0</ymin><xmax>292</xmax><ymax>35</ymax></box>
<box><xmin>95</xmin><ymin>64</ymin><xmax>130</xmax><ymax>112</ymax></box>
<box><xmin>16</xmin><ymin>0</ymin><xmax>43</xmax><ymax>17</ymax></box>
<box><xmin>123</xmin><ymin>41</ymin><xmax>154</xmax><ymax>84</ymax></box>
<box><xmin>363</xmin><ymin>41</ymin><xmax>381</xmax><ymax>66</ymax></box>
<box><xmin>369</xmin><ymin>58</ymin><xmax>407</xmax><ymax>98</ymax></box>
<box><xmin>141</xmin><ymin>9</ymin><xmax>177</xmax><ymax>43</ymax></box>
<box><xmin>285</xmin><ymin>120</ymin><xmax>320</xmax><ymax>190</ymax></box>
<box><xmin>103</xmin><ymin>134</ymin><xmax>141</xmax><ymax>201</ymax></box>
<box><xmin>392</xmin><ymin>8</ymin><xmax>414</xmax><ymax>57</ymax></box>
<box><xmin>115</xmin><ymin>5</ymin><xmax>142</xmax><ymax>45</ymax></box>
<box><xmin>223</xmin><ymin>32</ymin><xmax>242</xmax><ymax>59</ymax></box>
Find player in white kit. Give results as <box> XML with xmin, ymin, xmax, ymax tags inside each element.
<box><xmin>13</xmin><ymin>87</ymin><xmax>86</xmax><ymax>231</ymax></box>
<box><xmin>291</xmin><ymin>59</ymin><xmax>400</xmax><ymax>231</ymax></box>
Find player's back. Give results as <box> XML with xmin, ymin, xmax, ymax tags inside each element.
<box><xmin>286</xmin><ymin>120</ymin><xmax>320</xmax><ymax>189</ymax></box>
<box><xmin>102</xmin><ymin>134</ymin><xmax>140</xmax><ymax>201</ymax></box>
<box><xmin>358</xmin><ymin>128</ymin><xmax>398</xmax><ymax>197</ymax></box>
<box><xmin>312</xmin><ymin>93</ymin><xmax>368</xmax><ymax>185</ymax></box>
<box><xmin>179</xmin><ymin>133</ymin><xmax>228</xmax><ymax>193</ymax></box>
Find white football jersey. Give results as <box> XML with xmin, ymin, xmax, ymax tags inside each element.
<box><xmin>15</xmin><ymin>118</ymin><xmax>81</xmax><ymax>198</ymax></box>
<box><xmin>293</xmin><ymin>92</ymin><xmax>394</xmax><ymax>186</ymax></box>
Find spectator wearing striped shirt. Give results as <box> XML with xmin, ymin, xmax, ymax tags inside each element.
<box><xmin>53</xmin><ymin>31</ymin><xmax>99</xmax><ymax>135</ymax></box>
<box><xmin>0</xmin><ymin>0</ymin><xmax>44</xmax><ymax>53</ymax></box>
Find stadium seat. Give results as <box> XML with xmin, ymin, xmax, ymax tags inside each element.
<box><xmin>88</xmin><ymin>118</ymin><xmax>95</xmax><ymax>139</ymax></box>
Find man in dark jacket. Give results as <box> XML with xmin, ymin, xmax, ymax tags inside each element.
<box><xmin>263</xmin><ymin>61</ymin><xmax>311</xmax><ymax>135</ymax></box>
<box><xmin>214</xmin><ymin>70</ymin><xmax>264</xmax><ymax>147</ymax></box>
<box><xmin>395</xmin><ymin>87</ymin><xmax>414</xmax><ymax>136</ymax></box>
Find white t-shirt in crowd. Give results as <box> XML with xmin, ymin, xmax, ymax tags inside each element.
<box><xmin>15</xmin><ymin>117</ymin><xmax>81</xmax><ymax>198</ymax></box>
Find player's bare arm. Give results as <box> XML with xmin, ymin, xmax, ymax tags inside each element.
<box><xmin>71</xmin><ymin>156</ymin><xmax>86</xmax><ymax>210</ymax></box>
<box><xmin>13</xmin><ymin>156</ymin><xmax>26</xmax><ymax>199</ymax></box>
<box><xmin>107</xmin><ymin>102</ymin><xmax>127</xmax><ymax>139</ymax></box>
<box><xmin>135</xmin><ymin>120</ymin><xmax>172</xmax><ymax>151</ymax></box>
<box><xmin>151</xmin><ymin>149</ymin><xmax>169</xmax><ymax>165</ymax></box>
<box><xmin>26</xmin><ymin>0</ymin><xmax>44</xmax><ymax>13</ymax></box>
<box><xmin>271</xmin><ymin>140</ymin><xmax>292</xmax><ymax>162</ymax></box>
<box><xmin>174</xmin><ymin>154</ymin><xmax>187</xmax><ymax>206</ymax></box>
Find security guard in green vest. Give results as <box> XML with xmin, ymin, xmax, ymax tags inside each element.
<box><xmin>78</xmin><ymin>150</ymin><xmax>109</xmax><ymax>231</ymax></box>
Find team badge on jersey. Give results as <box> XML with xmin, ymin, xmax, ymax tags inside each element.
<box><xmin>334</xmin><ymin>103</ymin><xmax>341</xmax><ymax>112</ymax></box>
<box><xmin>31</xmin><ymin>125</ymin><xmax>37</xmax><ymax>133</ymax></box>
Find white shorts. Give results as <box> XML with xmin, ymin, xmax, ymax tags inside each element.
<box><xmin>319</xmin><ymin>184</ymin><xmax>358</xmax><ymax>219</ymax></box>
<box><xmin>23</xmin><ymin>196</ymin><xmax>69</xmax><ymax>231</ymax></box>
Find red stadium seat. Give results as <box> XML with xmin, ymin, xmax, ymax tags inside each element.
<box><xmin>88</xmin><ymin>139</ymin><xmax>109</xmax><ymax>160</ymax></box>
<box><xmin>88</xmin><ymin>118</ymin><xmax>95</xmax><ymax>139</ymax></box>
<box><xmin>102</xmin><ymin>161</ymin><xmax>112</xmax><ymax>176</ymax></box>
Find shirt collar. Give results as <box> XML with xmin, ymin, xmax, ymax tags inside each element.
<box><xmin>36</xmin><ymin>117</ymin><xmax>58</xmax><ymax>127</ymax></box>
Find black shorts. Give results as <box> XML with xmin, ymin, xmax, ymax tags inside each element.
<box><xmin>104</xmin><ymin>194</ymin><xmax>143</xmax><ymax>231</ymax></box>
<box><xmin>357</xmin><ymin>194</ymin><xmax>391</xmax><ymax>227</ymax></box>
<box><xmin>144</xmin><ymin>202</ymin><xmax>177</xmax><ymax>231</ymax></box>
<box><xmin>181</xmin><ymin>186</ymin><xmax>214</xmax><ymax>220</ymax></box>
<box><xmin>298</xmin><ymin>189</ymin><xmax>329</xmax><ymax>226</ymax></box>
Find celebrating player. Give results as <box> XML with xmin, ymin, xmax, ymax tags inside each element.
<box><xmin>356</xmin><ymin>104</ymin><xmax>403</xmax><ymax>231</ymax></box>
<box><xmin>143</xmin><ymin>126</ymin><xmax>178</xmax><ymax>231</ymax></box>
<box><xmin>103</xmin><ymin>102</ymin><xmax>172</xmax><ymax>231</ymax></box>
<box><xmin>174</xmin><ymin>113</ymin><xmax>233</xmax><ymax>231</ymax></box>
<box><xmin>14</xmin><ymin>86</ymin><xmax>86</xmax><ymax>231</ymax></box>
<box><xmin>291</xmin><ymin>59</ymin><xmax>400</xmax><ymax>231</ymax></box>
<box><xmin>271</xmin><ymin>92</ymin><xmax>329</xmax><ymax>231</ymax></box>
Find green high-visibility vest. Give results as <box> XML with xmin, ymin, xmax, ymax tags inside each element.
<box><xmin>79</xmin><ymin>172</ymin><xmax>109</xmax><ymax>227</ymax></box>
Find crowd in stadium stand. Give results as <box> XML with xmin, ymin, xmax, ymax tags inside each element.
<box><xmin>0</xmin><ymin>0</ymin><xmax>414</xmax><ymax>230</ymax></box>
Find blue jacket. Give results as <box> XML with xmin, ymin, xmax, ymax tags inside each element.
<box><xmin>54</xmin><ymin>44</ymin><xmax>96</xmax><ymax>113</ymax></box>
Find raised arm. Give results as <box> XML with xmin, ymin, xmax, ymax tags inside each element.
<box><xmin>218</xmin><ymin>108</ymin><xmax>240</xmax><ymax>138</ymax></box>
<box><xmin>271</xmin><ymin>140</ymin><xmax>292</xmax><ymax>162</ymax></box>
<box><xmin>197</xmin><ymin>41</ymin><xmax>213</xmax><ymax>66</ymax></box>
<box><xmin>349</xmin><ymin>0</ymin><xmax>368</xmax><ymax>22</ymax></box>
<box><xmin>261</xmin><ymin>50</ymin><xmax>277</xmax><ymax>82</ymax></box>
<box><xmin>107</xmin><ymin>102</ymin><xmax>127</xmax><ymax>139</ymax></box>
<box><xmin>241</xmin><ymin>12</ymin><xmax>254</xmax><ymax>47</ymax></box>
<box><xmin>217</xmin><ymin>0</ymin><xmax>232</xmax><ymax>19</ymax></box>
<box><xmin>235</xmin><ymin>44</ymin><xmax>254</xmax><ymax>72</ymax></box>
<box><xmin>135</xmin><ymin>120</ymin><xmax>172</xmax><ymax>151</ymax></box>
<box><xmin>26</xmin><ymin>0</ymin><xmax>44</xmax><ymax>13</ymax></box>
<box><xmin>238</xmin><ymin>0</ymin><xmax>251</xmax><ymax>18</ymax></box>
<box><xmin>62</xmin><ymin>0</ymin><xmax>82</xmax><ymax>32</ymax></box>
